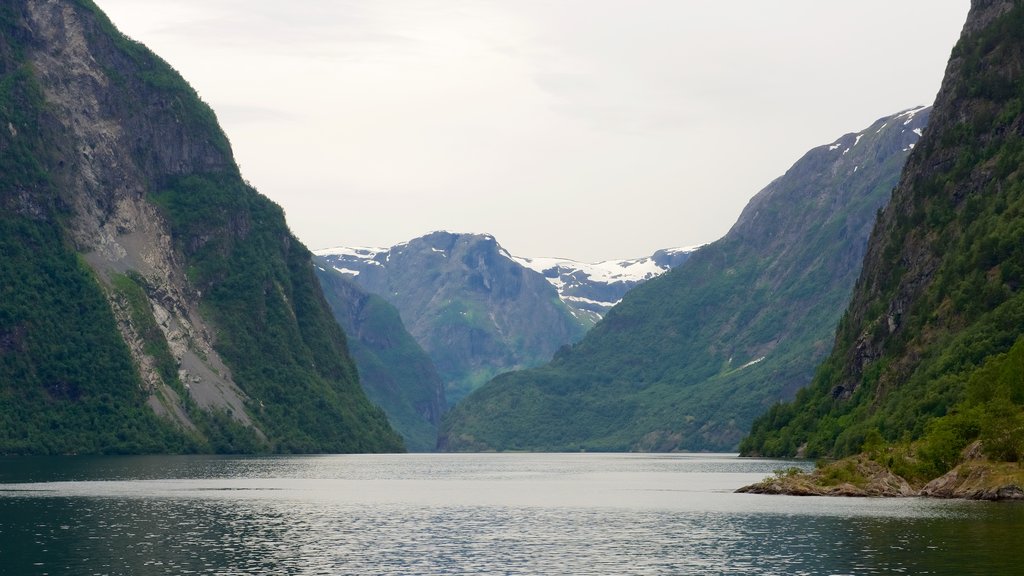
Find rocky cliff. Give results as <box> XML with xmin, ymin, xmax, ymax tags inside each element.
<box><xmin>0</xmin><ymin>0</ymin><xmax>402</xmax><ymax>453</ymax></box>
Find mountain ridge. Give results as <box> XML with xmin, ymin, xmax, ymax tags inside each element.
<box><xmin>316</xmin><ymin>237</ymin><xmax>699</xmax><ymax>327</ymax></box>
<box><xmin>440</xmin><ymin>105</ymin><xmax>929</xmax><ymax>452</ymax></box>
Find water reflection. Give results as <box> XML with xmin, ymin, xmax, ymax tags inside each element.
<box><xmin>0</xmin><ymin>454</ymin><xmax>1021</xmax><ymax>575</ymax></box>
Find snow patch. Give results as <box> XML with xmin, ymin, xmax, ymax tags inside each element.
<box><xmin>897</xmin><ymin>105</ymin><xmax>927</xmax><ymax>125</ymax></box>
<box><xmin>564</xmin><ymin>294</ymin><xmax>620</xmax><ymax>308</ymax></box>
<box><xmin>331</xmin><ymin>266</ymin><xmax>361</xmax><ymax>277</ymax></box>
<box><xmin>514</xmin><ymin>245</ymin><xmax>701</xmax><ymax>286</ymax></box>
<box><xmin>314</xmin><ymin>245</ymin><xmax>386</xmax><ymax>260</ymax></box>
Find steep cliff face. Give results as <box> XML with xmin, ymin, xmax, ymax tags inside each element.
<box><xmin>24</xmin><ymin>0</ymin><xmax>248</xmax><ymax>434</ymax></box>
<box><xmin>441</xmin><ymin>108</ymin><xmax>927</xmax><ymax>452</ymax></box>
<box><xmin>317</xmin><ymin>231</ymin><xmax>586</xmax><ymax>404</ymax></box>
<box><xmin>315</xmin><ymin>265</ymin><xmax>445</xmax><ymax>451</ymax></box>
<box><xmin>0</xmin><ymin>0</ymin><xmax>402</xmax><ymax>453</ymax></box>
<box><xmin>742</xmin><ymin>0</ymin><xmax>1024</xmax><ymax>465</ymax></box>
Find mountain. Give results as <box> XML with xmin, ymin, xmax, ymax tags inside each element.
<box><xmin>513</xmin><ymin>247</ymin><xmax>699</xmax><ymax>325</ymax></box>
<box><xmin>314</xmin><ymin>265</ymin><xmax>445</xmax><ymax>451</ymax></box>
<box><xmin>315</xmin><ymin>231</ymin><xmax>587</xmax><ymax>404</ymax></box>
<box><xmin>0</xmin><ymin>0</ymin><xmax>402</xmax><ymax>454</ymax></box>
<box><xmin>440</xmin><ymin>106</ymin><xmax>930</xmax><ymax>452</ymax></box>
<box><xmin>741</xmin><ymin>0</ymin><xmax>1024</xmax><ymax>485</ymax></box>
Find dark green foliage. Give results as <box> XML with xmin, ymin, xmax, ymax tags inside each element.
<box><xmin>315</xmin><ymin>266</ymin><xmax>445</xmax><ymax>451</ymax></box>
<box><xmin>741</xmin><ymin>3</ymin><xmax>1024</xmax><ymax>468</ymax></box>
<box><xmin>0</xmin><ymin>216</ymin><xmax>194</xmax><ymax>455</ymax></box>
<box><xmin>442</xmin><ymin>109</ymin><xmax>924</xmax><ymax>452</ymax></box>
<box><xmin>151</xmin><ymin>174</ymin><xmax>403</xmax><ymax>453</ymax></box>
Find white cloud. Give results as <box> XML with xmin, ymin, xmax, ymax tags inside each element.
<box><xmin>96</xmin><ymin>0</ymin><xmax>969</xmax><ymax>261</ymax></box>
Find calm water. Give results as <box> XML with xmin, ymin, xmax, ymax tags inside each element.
<box><xmin>0</xmin><ymin>453</ymin><xmax>1022</xmax><ymax>575</ymax></box>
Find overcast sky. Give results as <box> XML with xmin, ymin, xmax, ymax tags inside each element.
<box><xmin>97</xmin><ymin>0</ymin><xmax>969</xmax><ymax>262</ymax></box>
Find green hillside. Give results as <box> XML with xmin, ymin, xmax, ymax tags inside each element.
<box><xmin>742</xmin><ymin>1</ymin><xmax>1024</xmax><ymax>483</ymax></box>
<box><xmin>315</xmin><ymin>264</ymin><xmax>445</xmax><ymax>451</ymax></box>
<box><xmin>441</xmin><ymin>107</ymin><xmax>927</xmax><ymax>452</ymax></box>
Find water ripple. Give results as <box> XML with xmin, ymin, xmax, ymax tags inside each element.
<box><xmin>0</xmin><ymin>454</ymin><xmax>1021</xmax><ymax>575</ymax></box>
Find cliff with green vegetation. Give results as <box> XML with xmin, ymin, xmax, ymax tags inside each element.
<box><xmin>0</xmin><ymin>0</ymin><xmax>402</xmax><ymax>454</ymax></box>
<box><xmin>741</xmin><ymin>0</ymin><xmax>1024</xmax><ymax>494</ymax></box>
<box><xmin>315</xmin><ymin>265</ymin><xmax>445</xmax><ymax>451</ymax></box>
<box><xmin>440</xmin><ymin>107</ymin><xmax>927</xmax><ymax>452</ymax></box>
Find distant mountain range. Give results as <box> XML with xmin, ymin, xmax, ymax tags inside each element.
<box><xmin>315</xmin><ymin>234</ymin><xmax>696</xmax><ymax>406</ymax></box>
<box><xmin>317</xmin><ymin>240</ymin><xmax>698</xmax><ymax>327</ymax></box>
<box><xmin>315</xmin><ymin>232</ymin><xmax>584</xmax><ymax>405</ymax></box>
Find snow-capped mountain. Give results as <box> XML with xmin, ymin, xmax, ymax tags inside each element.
<box><xmin>513</xmin><ymin>247</ymin><xmax>700</xmax><ymax>324</ymax></box>
<box><xmin>314</xmin><ymin>232</ymin><xmax>587</xmax><ymax>404</ymax></box>
<box><xmin>314</xmin><ymin>232</ymin><xmax>700</xmax><ymax>403</ymax></box>
<box><xmin>315</xmin><ymin>238</ymin><xmax>700</xmax><ymax>328</ymax></box>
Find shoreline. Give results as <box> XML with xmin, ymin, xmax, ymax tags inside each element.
<box><xmin>737</xmin><ymin>453</ymin><xmax>1024</xmax><ymax>501</ymax></box>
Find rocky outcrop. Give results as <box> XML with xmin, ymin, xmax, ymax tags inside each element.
<box><xmin>921</xmin><ymin>462</ymin><xmax>1024</xmax><ymax>500</ymax></box>
<box><xmin>739</xmin><ymin>452</ymin><xmax>1024</xmax><ymax>501</ymax></box>
<box><xmin>920</xmin><ymin>442</ymin><xmax>1024</xmax><ymax>500</ymax></box>
<box><xmin>738</xmin><ymin>455</ymin><xmax>916</xmax><ymax>497</ymax></box>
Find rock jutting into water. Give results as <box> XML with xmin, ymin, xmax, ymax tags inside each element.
<box><xmin>738</xmin><ymin>451</ymin><xmax>1024</xmax><ymax>501</ymax></box>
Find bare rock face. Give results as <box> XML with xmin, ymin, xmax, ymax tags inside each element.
<box><xmin>920</xmin><ymin>456</ymin><xmax>1024</xmax><ymax>501</ymax></box>
<box><xmin>24</xmin><ymin>0</ymin><xmax>255</xmax><ymax>433</ymax></box>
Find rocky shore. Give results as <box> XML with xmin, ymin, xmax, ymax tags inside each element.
<box><xmin>738</xmin><ymin>453</ymin><xmax>1024</xmax><ymax>500</ymax></box>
